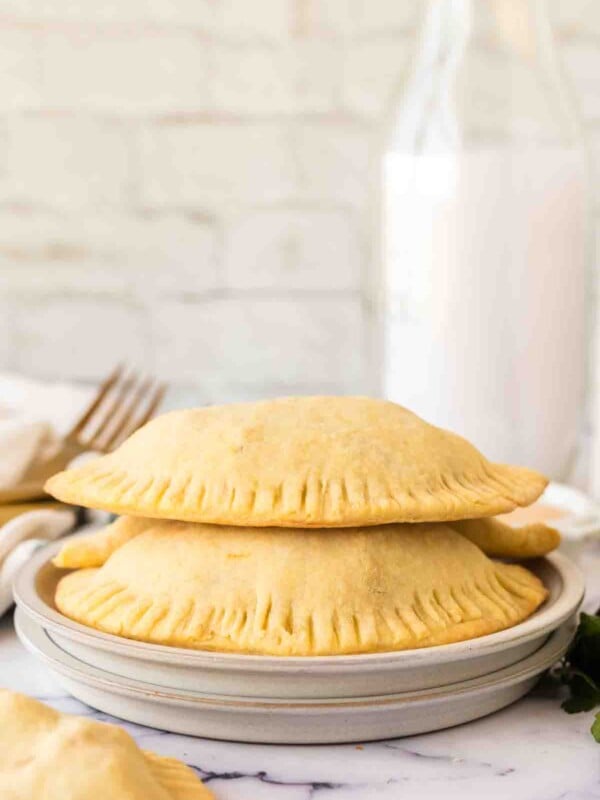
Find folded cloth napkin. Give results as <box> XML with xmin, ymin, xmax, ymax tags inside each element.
<box><xmin>0</xmin><ymin>373</ymin><xmax>96</xmax><ymax>615</ymax></box>
<box><xmin>0</xmin><ymin>421</ymin><xmax>56</xmax><ymax>490</ymax></box>
<box><xmin>0</xmin><ymin>508</ymin><xmax>77</xmax><ymax>615</ymax></box>
<box><xmin>0</xmin><ymin>508</ymin><xmax>113</xmax><ymax>617</ymax></box>
<box><xmin>0</xmin><ymin>372</ymin><xmax>92</xmax><ymax>491</ymax></box>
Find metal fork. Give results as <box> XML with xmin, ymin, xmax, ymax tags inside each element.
<box><xmin>0</xmin><ymin>366</ymin><xmax>166</xmax><ymax>504</ymax></box>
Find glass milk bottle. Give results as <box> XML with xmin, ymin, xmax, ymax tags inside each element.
<box><xmin>381</xmin><ymin>0</ymin><xmax>588</xmax><ymax>477</ymax></box>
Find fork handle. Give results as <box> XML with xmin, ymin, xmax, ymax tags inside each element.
<box><xmin>20</xmin><ymin>440</ymin><xmax>86</xmax><ymax>482</ymax></box>
<box><xmin>0</xmin><ymin>440</ymin><xmax>87</xmax><ymax>505</ymax></box>
<box><xmin>0</xmin><ymin>482</ymin><xmax>50</xmax><ymax>504</ymax></box>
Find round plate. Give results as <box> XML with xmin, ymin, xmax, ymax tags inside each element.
<box><xmin>13</xmin><ymin>540</ymin><xmax>584</xmax><ymax>698</ymax></box>
<box><xmin>15</xmin><ymin>607</ymin><xmax>576</xmax><ymax>744</ymax></box>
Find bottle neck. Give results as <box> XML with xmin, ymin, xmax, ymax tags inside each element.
<box><xmin>387</xmin><ymin>0</ymin><xmax>582</xmax><ymax>153</ymax></box>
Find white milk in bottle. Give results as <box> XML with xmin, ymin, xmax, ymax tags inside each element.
<box><xmin>381</xmin><ymin>0</ymin><xmax>587</xmax><ymax>477</ymax></box>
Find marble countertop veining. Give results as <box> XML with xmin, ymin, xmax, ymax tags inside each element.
<box><xmin>2</xmin><ymin>543</ymin><xmax>600</xmax><ymax>800</ymax></box>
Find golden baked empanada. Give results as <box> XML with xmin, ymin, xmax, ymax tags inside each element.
<box><xmin>0</xmin><ymin>690</ymin><xmax>213</xmax><ymax>800</ymax></box>
<box><xmin>46</xmin><ymin>396</ymin><xmax>547</xmax><ymax>527</ymax></box>
<box><xmin>55</xmin><ymin>520</ymin><xmax>547</xmax><ymax>656</ymax></box>
<box><xmin>54</xmin><ymin>512</ymin><xmax>560</xmax><ymax>570</ymax></box>
<box><xmin>449</xmin><ymin>517</ymin><xmax>560</xmax><ymax>559</ymax></box>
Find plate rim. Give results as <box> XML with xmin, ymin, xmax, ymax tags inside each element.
<box><xmin>14</xmin><ymin>605</ymin><xmax>575</xmax><ymax>711</ymax></box>
<box><xmin>13</xmin><ymin>538</ymin><xmax>585</xmax><ymax>672</ymax></box>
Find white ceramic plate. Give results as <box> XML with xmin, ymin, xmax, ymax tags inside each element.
<box><xmin>15</xmin><ymin>607</ymin><xmax>576</xmax><ymax>744</ymax></box>
<box><xmin>14</xmin><ymin>541</ymin><xmax>584</xmax><ymax>698</ymax></box>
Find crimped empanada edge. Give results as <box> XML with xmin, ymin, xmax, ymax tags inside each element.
<box><xmin>46</xmin><ymin>461</ymin><xmax>547</xmax><ymax>528</ymax></box>
<box><xmin>55</xmin><ymin>562</ymin><xmax>547</xmax><ymax>656</ymax></box>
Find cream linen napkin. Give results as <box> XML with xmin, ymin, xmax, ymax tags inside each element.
<box><xmin>0</xmin><ymin>371</ymin><xmax>92</xmax><ymax>490</ymax></box>
<box><xmin>0</xmin><ymin>510</ymin><xmax>77</xmax><ymax>614</ymax></box>
<box><xmin>0</xmin><ymin>373</ymin><xmax>94</xmax><ymax>615</ymax></box>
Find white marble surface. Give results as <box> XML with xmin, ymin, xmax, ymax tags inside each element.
<box><xmin>2</xmin><ymin>543</ymin><xmax>600</xmax><ymax>800</ymax></box>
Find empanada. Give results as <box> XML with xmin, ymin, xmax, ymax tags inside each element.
<box><xmin>55</xmin><ymin>520</ymin><xmax>547</xmax><ymax>656</ymax></box>
<box><xmin>449</xmin><ymin>517</ymin><xmax>560</xmax><ymax>559</ymax></box>
<box><xmin>46</xmin><ymin>396</ymin><xmax>547</xmax><ymax>527</ymax></box>
<box><xmin>0</xmin><ymin>690</ymin><xmax>212</xmax><ymax>800</ymax></box>
<box><xmin>54</xmin><ymin>516</ymin><xmax>149</xmax><ymax>569</ymax></box>
<box><xmin>54</xmin><ymin>512</ymin><xmax>560</xmax><ymax>570</ymax></box>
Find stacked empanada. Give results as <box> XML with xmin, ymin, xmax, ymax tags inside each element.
<box><xmin>47</xmin><ymin>396</ymin><xmax>557</xmax><ymax>656</ymax></box>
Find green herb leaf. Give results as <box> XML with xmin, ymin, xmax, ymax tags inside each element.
<box><xmin>561</xmin><ymin>669</ymin><xmax>600</xmax><ymax>713</ymax></box>
<box><xmin>566</xmin><ymin>613</ymin><xmax>600</xmax><ymax>686</ymax></box>
<box><xmin>591</xmin><ymin>713</ymin><xmax>600</xmax><ymax>742</ymax></box>
<box><xmin>558</xmin><ymin>608</ymin><xmax>600</xmax><ymax>740</ymax></box>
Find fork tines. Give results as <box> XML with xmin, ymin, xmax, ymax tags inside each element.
<box><xmin>69</xmin><ymin>366</ymin><xmax>166</xmax><ymax>453</ymax></box>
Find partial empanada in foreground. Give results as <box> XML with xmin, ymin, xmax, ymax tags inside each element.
<box><xmin>55</xmin><ymin>520</ymin><xmax>547</xmax><ymax>656</ymax></box>
<box><xmin>45</xmin><ymin>396</ymin><xmax>547</xmax><ymax>528</ymax></box>
<box><xmin>54</xmin><ymin>512</ymin><xmax>560</xmax><ymax>570</ymax></box>
<box><xmin>0</xmin><ymin>690</ymin><xmax>213</xmax><ymax>800</ymax></box>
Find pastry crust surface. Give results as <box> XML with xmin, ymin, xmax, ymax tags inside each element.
<box><xmin>450</xmin><ymin>517</ymin><xmax>560</xmax><ymax>559</ymax></box>
<box><xmin>55</xmin><ymin>519</ymin><xmax>548</xmax><ymax>656</ymax></box>
<box><xmin>46</xmin><ymin>396</ymin><xmax>547</xmax><ymax>527</ymax></box>
<box><xmin>0</xmin><ymin>690</ymin><xmax>213</xmax><ymax>800</ymax></box>
<box><xmin>54</xmin><ymin>512</ymin><xmax>560</xmax><ymax>569</ymax></box>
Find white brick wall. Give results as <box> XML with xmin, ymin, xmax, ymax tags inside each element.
<box><xmin>290</xmin><ymin>121</ymin><xmax>373</xmax><ymax>207</ymax></box>
<box><xmin>40</xmin><ymin>31</ymin><xmax>213</xmax><ymax>114</ymax></box>
<box><xmin>224</xmin><ymin>208</ymin><xmax>360</xmax><ymax>290</ymax></box>
<box><xmin>3</xmin><ymin>115</ymin><xmax>132</xmax><ymax>207</ymax></box>
<box><xmin>0</xmin><ymin>27</ymin><xmax>41</xmax><ymax>109</ymax></box>
<box><xmin>0</xmin><ymin>211</ymin><xmax>218</xmax><ymax>294</ymax></box>
<box><xmin>0</xmin><ymin>0</ymin><xmax>599</xmax><ymax>410</ymax></box>
<box><xmin>13</xmin><ymin>296</ymin><xmax>150</xmax><ymax>380</ymax></box>
<box><xmin>152</xmin><ymin>295</ymin><xmax>364</xmax><ymax>392</ymax></box>
<box><xmin>33</xmin><ymin>0</ymin><xmax>213</xmax><ymax>26</ymax></box>
<box><xmin>342</xmin><ymin>38</ymin><xmax>415</xmax><ymax>119</ymax></box>
<box><xmin>138</xmin><ymin>122</ymin><xmax>295</xmax><ymax>208</ymax></box>
<box><xmin>218</xmin><ymin>0</ymin><xmax>291</xmax><ymax>39</ymax></box>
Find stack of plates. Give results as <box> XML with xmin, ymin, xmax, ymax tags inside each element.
<box><xmin>14</xmin><ymin>540</ymin><xmax>584</xmax><ymax>744</ymax></box>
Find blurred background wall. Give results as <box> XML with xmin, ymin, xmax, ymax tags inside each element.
<box><xmin>0</xmin><ymin>0</ymin><xmax>598</xmax><ymax>408</ymax></box>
